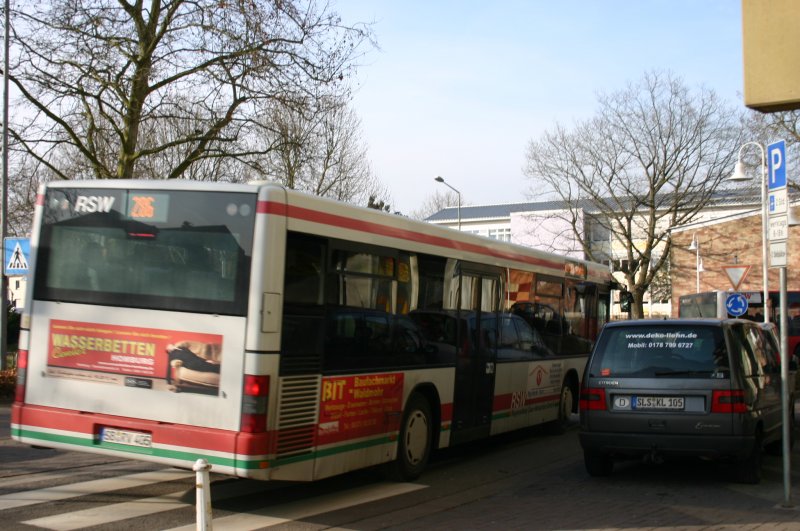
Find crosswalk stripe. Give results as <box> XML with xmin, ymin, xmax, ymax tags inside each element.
<box><xmin>0</xmin><ymin>469</ymin><xmax>190</xmax><ymax>511</ymax></box>
<box><xmin>1</xmin><ymin>472</ymin><xmax>72</xmax><ymax>488</ymax></box>
<box><xmin>23</xmin><ymin>490</ymin><xmax>188</xmax><ymax>531</ymax></box>
<box><xmin>21</xmin><ymin>473</ymin><xmax>295</xmax><ymax>530</ymax></box>
<box><xmin>0</xmin><ymin>461</ymin><xmax>154</xmax><ymax>488</ymax></box>
<box><xmin>165</xmin><ymin>482</ymin><xmax>427</xmax><ymax>531</ymax></box>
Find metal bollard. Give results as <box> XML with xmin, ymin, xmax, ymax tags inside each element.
<box><xmin>193</xmin><ymin>458</ymin><xmax>213</xmax><ymax>531</ymax></box>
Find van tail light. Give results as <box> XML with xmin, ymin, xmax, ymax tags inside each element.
<box><xmin>579</xmin><ymin>387</ymin><xmax>607</xmax><ymax>411</ymax></box>
<box><xmin>241</xmin><ymin>375</ymin><xmax>269</xmax><ymax>433</ymax></box>
<box><xmin>711</xmin><ymin>389</ymin><xmax>748</xmax><ymax>413</ymax></box>
<box><xmin>14</xmin><ymin>349</ymin><xmax>28</xmax><ymax>403</ymax></box>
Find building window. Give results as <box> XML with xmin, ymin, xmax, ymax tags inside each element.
<box><xmin>488</xmin><ymin>228</ymin><xmax>511</xmax><ymax>242</ymax></box>
<box><xmin>613</xmin><ymin>259</ymin><xmax>641</xmax><ymax>273</ymax></box>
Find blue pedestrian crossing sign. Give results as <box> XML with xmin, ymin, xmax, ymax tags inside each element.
<box><xmin>4</xmin><ymin>238</ymin><xmax>31</xmax><ymax>275</ymax></box>
<box><xmin>725</xmin><ymin>292</ymin><xmax>749</xmax><ymax>318</ymax></box>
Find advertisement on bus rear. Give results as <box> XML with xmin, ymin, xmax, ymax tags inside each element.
<box><xmin>46</xmin><ymin>319</ymin><xmax>224</xmax><ymax>395</ymax></box>
<box><xmin>317</xmin><ymin>373</ymin><xmax>404</xmax><ymax>445</ymax></box>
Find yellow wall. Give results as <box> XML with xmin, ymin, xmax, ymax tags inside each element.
<box><xmin>743</xmin><ymin>0</ymin><xmax>800</xmax><ymax>111</ymax></box>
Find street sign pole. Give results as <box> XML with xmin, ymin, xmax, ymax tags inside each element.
<box><xmin>767</xmin><ymin>140</ymin><xmax>792</xmax><ymax>507</ymax></box>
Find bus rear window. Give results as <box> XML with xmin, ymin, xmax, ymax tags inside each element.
<box><xmin>34</xmin><ymin>188</ymin><xmax>256</xmax><ymax>315</ymax></box>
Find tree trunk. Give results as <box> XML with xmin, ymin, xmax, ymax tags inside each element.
<box><xmin>630</xmin><ymin>289</ymin><xmax>647</xmax><ymax>320</ymax></box>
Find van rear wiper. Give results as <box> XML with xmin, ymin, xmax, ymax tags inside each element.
<box><xmin>654</xmin><ymin>370</ymin><xmax>709</xmax><ymax>377</ymax></box>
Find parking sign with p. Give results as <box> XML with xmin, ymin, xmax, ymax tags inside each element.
<box><xmin>768</xmin><ymin>140</ymin><xmax>786</xmax><ymax>191</ymax></box>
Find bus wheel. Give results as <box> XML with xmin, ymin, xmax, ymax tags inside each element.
<box><xmin>547</xmin><ymin>378</ymin><xmax>575</xmax><ymax>435</ymax></box>
<box><xmin>387</xmin><ymin>393</ymin><xmax>432</xmax><ymax>481</ymax></box>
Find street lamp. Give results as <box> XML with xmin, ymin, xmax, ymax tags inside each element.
<box><xmin>434</xmin><ymin>176</ymin><xmax>461</xmax><ymax>231</ymax></box>
<box><xmin>729</xmin><ymin>142</ymin><xmax>769</xmax><ymax>323</ymax></box>
<box><xmin>733</xmin><ymin>144</ymin><xmax>794</xmax><ymax>509</ymax></box>
<box><xmin>688</xmin><ymin>234</ymin><xmax>704</xmax><ymax>293</ymax></box>
<box><xmin>0</xmin><ymin>0</ymin><xmax>9</xmax><ymax>371</ymax></box>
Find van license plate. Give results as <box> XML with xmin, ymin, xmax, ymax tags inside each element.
<box><xmin>101</xmin><ymin>428</ymin><xmax>153</xmax><ymax>448</ymax></box>
<box><xmin>633</xmin><ymin>396</ymin><xmax>684</xmax><ymax>410</ymax></box>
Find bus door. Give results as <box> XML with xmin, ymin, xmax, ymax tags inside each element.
<box><xmin>450</xmin><ymin>266</ymin><xmax>501</xmax><ymax>445</ymax></box>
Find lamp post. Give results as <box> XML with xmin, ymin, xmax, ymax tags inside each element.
<box><xmin>0</xmin><ymin>0</ymin><xmax>9</xmax><ymax>371</ymax></box>
<box><xmin>729</xmin><ymin>142</ymin><xmax>769</xmax><ymax>323</ymax></box>
<box><xmin>733</xmin><ymin>142</ymin><xmax>794</xmax><ymax>507</ymax></box>
<box><xmin>688</xmin><ymin>234</ymin><xmax>704</xmax><ymax>293</ymax></box>
<box><xmin>434</xmin><ymin>176</ymin><xmax>461</xmax><ymax>231</ymax></box>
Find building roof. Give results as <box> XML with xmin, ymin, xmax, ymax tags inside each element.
<box><xmin>424</xmin><ymin>200</ymin><xmax>571</xmax><ymax>222</ymax></box>
<box><xmin>425</xmin><ymin>185</ymin><xmax>767</xmax><ymax>223</ymax></box>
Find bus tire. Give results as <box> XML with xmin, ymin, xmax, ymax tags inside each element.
<box><xmin>387</xmin><ymin>393</ymin><xmax>432</xmax><ymax>481</ymax></box>
<box><xmin>547</xmin><ymin>377</ymin><xmax>575</xmax><ymax>435</ymax></box>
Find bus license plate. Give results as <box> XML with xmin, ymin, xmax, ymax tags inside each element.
<box><xmin>633</xmin><ymin>396</ymin><xmax>684</xmax><ymax>410</ymax></box>
<box><xmin>101</xmin><ymin>427</ymin><xmax>153</xmax><ymax>448</ymax></box>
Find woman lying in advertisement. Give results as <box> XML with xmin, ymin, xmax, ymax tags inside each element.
<box><xmin>166</xmin><ymin>340</ymin><xmax>222</xmax><ymax>393</ymax></box>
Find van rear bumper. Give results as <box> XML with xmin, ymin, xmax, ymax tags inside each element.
<box><xmin>579</xmin><ymin>431</ymin><xmax>756</xmax><ymax>461</ymax></box>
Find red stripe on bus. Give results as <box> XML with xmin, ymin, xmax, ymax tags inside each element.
<box><xmin>525</xmin><ymin>394</ymin><xmax>559</xmax><ymax>405</ymax></box>
<box><xmin>257</xmin><ymin>201</ymin><xmax>287</xmax><ymax>215</ymax></box>
<box><xmin>493</xmin><ymin>392</ymin><xmax>559</xmax><ymax>411</ymax></box>
<box><xmin>37</xmin><ymin>193</ymin><xmax>45</xmax><ymax>206</ymax></box>
<box><xmin>258</xmin><ymin>200</ymin><xmax>562</xmax><ymax>270</ymax></box>
<box><xmin>14</xmin><ymin>404</ymin><xmax>267</xmax><ymax>455</ymax></box>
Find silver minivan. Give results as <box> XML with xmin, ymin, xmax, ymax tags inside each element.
<box><xmin>579</xmin><ymin>318</ymin><xmax>794</xmax><ymax>483</ymax></box>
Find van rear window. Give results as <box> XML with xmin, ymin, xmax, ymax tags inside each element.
<box><xmin>590</xmin><ymin>326</ymin><xmax>728</xmax><ymax>378</ymax></box>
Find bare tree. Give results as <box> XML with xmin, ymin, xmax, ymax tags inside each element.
<box><xmin>524</xmin><ymin>71</ymin><xmax>744</xmax><ymax>318</ymax></box>
<box><xmin>6</xmin><ymin>156</ymin><xmax>44</xmax><ymax>237</ymax></box>
<box><xmin>260</xmin><ymin>96</ymin><xmax>389</xmax><ymax>206</ymax></box>
<box><xmin>745</xmin><ymin>109</ymin><xmax>800</xmax><ymax>193</ymax></box>
<box><xmin>410</xmin><ymin>190</ymin><xmax>461</xmax><ymax>220</ymax></box>
<box><xmin>7</xmin><ymin>1</ymin><xmax>372</xmax><ymax>183</ymax></box>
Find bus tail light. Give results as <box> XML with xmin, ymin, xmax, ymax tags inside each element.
<box><xmin>579</xmin><ymin>387</ymin><xmax>607</xmax><ymax>411</ymax></box>
<box><xmin>241</xmin><ymin>375</ymin><xmax>269</xmax><ymax>433</ymax></box>
<box><xmin>711</xmin><ymin>389</ymin><xmax>747</xmax><ymax>413</ymax></box>
<box><xmin>14</xmin><ymin>349</ymin><xmax>29</xmax><ymax>403</ymax></box>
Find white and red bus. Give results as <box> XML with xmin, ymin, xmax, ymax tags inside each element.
<box><xmin>12</xmin><ymin>180</ymin><xmax>614</xmax><ymax>481</ymax></box>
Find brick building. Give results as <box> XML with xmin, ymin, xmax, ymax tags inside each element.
<box><xmin>670</xmin><ymin>209</ymin><xmax>800</xmax><ymax>317</ymax></box>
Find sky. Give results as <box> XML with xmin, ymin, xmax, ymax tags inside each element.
<box><xmin>334</xmin><ymin>1</ymin><xmax>745</xmax><ymax>215</ymax></box>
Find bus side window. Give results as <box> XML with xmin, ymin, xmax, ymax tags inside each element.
<box><xmin>325</xmin><ymin>310</ymin><xmax>360</xmax><ymax>370</ymax></box>
<box><xmin>284</xmin><ymin>234</ymin><xmax>324</xmax><ymax>306</ymax></box>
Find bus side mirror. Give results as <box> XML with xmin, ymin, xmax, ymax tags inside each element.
<box><xmin>619</xmin><ymin>292</ymin><xmax>633</xmax><ymax>313</ymax></box>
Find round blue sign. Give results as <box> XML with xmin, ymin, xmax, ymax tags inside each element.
<box><xmin>725</xmin><ymin>293</ymin><xmax>749</xmax><ymax>317</ymax></box>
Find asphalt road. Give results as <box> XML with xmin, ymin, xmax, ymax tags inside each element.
<box><xmin>2</xmin><ymin>402</ymin><xmax>800</xmax><ymax>530</ymax></box>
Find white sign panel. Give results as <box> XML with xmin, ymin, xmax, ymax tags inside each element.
<box><xmin>769</xmin><ymin>214</ymin><xmax>789</xmax><ymax>241</ymax></box>
<box><xmin>770</xmin><ymin>241</ymin><xmax>788</xmax><ymax>268</ymax></box>
<box><xmin>769</xmin><ymin>188</ymin><xmax>788</xmax><ymax>215</ymax></box>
